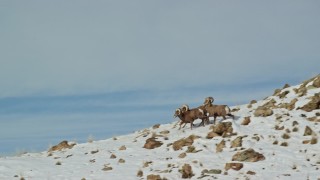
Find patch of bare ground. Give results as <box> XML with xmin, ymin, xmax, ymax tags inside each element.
<box><xmin>180</xmin><ymin>164</ymin><xmax>194</xmax><ymax>179</ymax></box>
<box><xmin>232</xmin><ymin>148</ymin><xmax>265</xmax><ymax>162</ymax></box>
<box><xmin>48</xmin><ymin>140</ymin><xmax>76</xmax><ymax>152</ymax></box>
<box><xmin>172</xmin><ymin>135</ymin><xmax>199</xmax><ymax>151</ymax></box>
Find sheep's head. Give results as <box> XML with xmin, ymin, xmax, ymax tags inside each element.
<box><xmin>174</xmin><ymin>108</ymin><xmax>181</xmax><ymax>118</ymax></box>
<box><xmin>181</xmin><ymin>104</ymin><xmax>190</xmax><ymax>112</ymax></box>
<box><xmin>203</xmin><ymin>97</ymin><xmax>214</xmax><ymax>105</ymax></box>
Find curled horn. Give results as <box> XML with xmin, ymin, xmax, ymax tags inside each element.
<box><xmin>203</xmin><ymin>97</ymin><xmax>211</xmax><ymax>105</ymax></box>
<box><xmin>174</xmin><ymin>108</ymin><xmax>181</xmax><ymax>117</ymax></box>
<box><xmin>209</xmin><ymin>97</ymin><xmax>214</xmax><ymax>103</ymax></box>
<box><xmin>181</xmin><ymin>104</ymin><xmax>189</xmax><ymax>112</ymax></box>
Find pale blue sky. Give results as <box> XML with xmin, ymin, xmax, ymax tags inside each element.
<box><xmin>0</xmin><ymin>0</ymin><xmax>319</xmax><ymax>155</ymax></box>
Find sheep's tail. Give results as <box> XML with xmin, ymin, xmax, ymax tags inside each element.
<box><xmin>225</xmin><ymin>106</ymin><xmax>231</xmax><ymax>114</ymax></box>
<box><xmin>225</xmin><ymin>106</ymin><xmax>235</xmax><ymax>119</ymax></box>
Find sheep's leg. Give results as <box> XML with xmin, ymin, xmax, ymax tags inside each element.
<box><xmin>223</xmin><ymin>116</ymin><xmax>226</xmax><ymax>120</ymax></box>
<box><xmin>198</xmin><ymin>119</ymin><xmax>204</xmax><ymax>127</ymax></box>
<box><xmin>213</xmin><ymin>116</ymin><xmax>217</xmax><ymax>124</ymax></box>
<box><xmin>206</xmin><ymin>116</ymin><xmax>210</xmax><ymax>125</ymax></box>
<box><xmin>182</xmin><ymin>123</ymin><xmax>187</xmax><ymax>128</ymax></box>
<box><xmin>198</xmin><ymin>119</ymin><xmax>205</xmax><ymax>127</ymax></box>
<box><xmin>179</xmin><ymin>121</ymin><xmax>184</xmax><ymax>130</ymax></box>
<box><xmin>190</xmin><ymin>122</ymin><xmax>193</xmax><ymax>130</ymax></box>
<box><xmin>201</xmin><ymin>119</ymin><xmax>205</xmax><ymax>127</ymax></box>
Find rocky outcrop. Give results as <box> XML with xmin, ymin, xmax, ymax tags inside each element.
<box><xmin>180</xmin><ymin>164</ymin><xmax>194</xmax><ymax>179</ymax></box>
<box><xmin>254</xmin><ymin>106</ymin><xmax>273</xmax><ymax>117</ymax></box>
<box><xmin>216</xmin><ymin>140</ymin><xmax>226</xmax><ymax>153</ymax></box>
<box><xmin>278</xmin><ymin>98</ymin><xmax>298</xmax><ymax>110</ymax></box>
<box><xmin>172</xmin><ymin>135</ymin><xmax>198</xmax><ymax>151</ymax></box>
<box><xmin>143</xmin><ymin>137</ymin><xmax>163</xmax><ymax>149</ymax></box>
<box><xmin>241</xmin><ymin>117</ymin><xmax>251</xmax><ymax>125</ymax></box>
<box><xmin>303</xmin><ymin>126</ymin><xmax>315</xmax><ymax>136</ymax></box>
<box><xmin>147</xmin><ymin>174</ymin><xmax>162</xmax><ymax>180</ymax></box>
<box><xmin>232</xmin><ymin>148</ymin><xmax>265</xmax><ymax>162</ymax></box>
<box><xmin>225</xmin><ymin>163</ymin><xmax>243</xmax><ymax>171</ymax></box>
<box><xmin>48</xmin><ymin>140</ymin><xmax>75</xmax><ymax>152</ymax></box>
<box><xmin>209</xmin><ymin>122</ymin><xmax>233</xmax><ymax>136</ymax></box>
<box><xmin>230</xmin><ymin>136</ymin><xmax>243</xmax><ymax>148</ymax></box>
<box><xmin>298</xmin><ymin>93</ymin><xmax>320</xmax><ymax>112</ymax></box>
<box><xmin>312</xmin><ymin>75</ymin><xmax>320</xmax><ymax>88</ymax></box>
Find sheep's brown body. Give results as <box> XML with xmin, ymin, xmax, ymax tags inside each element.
<box><xmin>174</xmin><ymin>107</ymin><xmax>206</xmax><ymax>130</ymax></box>
<box><xmin>199</xmin><ymin>104</ymin><xmax>234</xmax><ymax>124</ymax></box>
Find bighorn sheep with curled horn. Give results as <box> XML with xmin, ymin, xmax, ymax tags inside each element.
<box><xmin>199</xmin><ymin>96</ymin><xmax>234</xmax><ymax>125</ymax></box>
<box><xmin>174</xmin><ymin>106</ymin><xmax>206</xmax><ymax>130</ymax></box>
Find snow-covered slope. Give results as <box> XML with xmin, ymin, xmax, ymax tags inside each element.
<box><xmin>1</xmin><ymin>75</ymin><xmax>319</xmax><ymax>180</ymax></box>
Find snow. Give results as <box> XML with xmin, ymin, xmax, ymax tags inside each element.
<box><xmin>0</xmin><ymin>77</ymin><xmax>319</xmax><ymax>180</ymax></box>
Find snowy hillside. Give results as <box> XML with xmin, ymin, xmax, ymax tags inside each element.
<box><xmin>1</xmin><ymin>75</ymin><xmax>319</xmax><ymax>180</ymax></box>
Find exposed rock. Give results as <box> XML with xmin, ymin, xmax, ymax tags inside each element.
<box><xmin>110</xmin><ymin>154</ymin><xmax>117</xmax><ymax>159</ymax></box>
<box><xmin>230</xmin><ymin>136</ymin><xmax>243</xmax><ymax>148</ymax></box>
<box><xmin>180</xmin><ymin>164</ymin><xmax>194</xmax><ymax>179</ymax></box>
<box><xmin>143</xmin><ymin>137</ymin><xmax>163</xmax><ymax>149</ymax></box>
<box><xmin>298</xmin><ymin>93</ymin><xmax>320</xmax><ymax>112</ymax></box>
<box><xmin>307</xmin><ymin>116</ymin><xmax>320</xmax><ymax>122</ymax></box>
<box><xmin>216</xmin><ymin>140</ymin><xmax>226</xmax><ymax>153</ymax></box>
<box><xmin>273</xmin><ymin>89</ymin><xmax>281</xmax><ymax>96</ymax></box>
<box><xmin>91</xmin><ymin>150</ymin><xmax>99</xmax><ymax>154</ymax></box>
<box><xmin>231</xmin><ymin>108</ymin><xmax>240</xmax><ymax>112</ymax></box>
<box><xmin>312</xmin><ymin>75</ymin><xmax>320</xmax><ymax>88</ymax></box>
<box><xmin>292</xmin><ymin>127</ymin><xmax>299</xmax><ymax>132</ymax></box>
<box><xmin>119</xmin><ymin>145</ymin><xmax>126</xmax><ymax>150</ymax></box>
<box><xmin>275</xmin><ymin>125</ymin><xmax>284</xmax><ymax>130</ymax></box>
<box><xmin>210</xmin><ymin>122</ymin><xmax>233</xmax><ymax>136</ymax></box>
<box><xmin>282</xmin><ymin>133</ymin><xmax>290</xmax><ymax>139</ymax></box>
<box><xmin>254</xmin><ymin>106</ymin><xmax>273</xmax><ymax>117</ymax></box>
<box><xmin>279</xmin><ymin>91</ymin><xmax>290</xmax><ymax>99</ymax></box>
<box><xmin>48</xmin><ymin>141</ymin><xmax>76</xmax><ymax>152</ymax></box>
<box><xmin>186</xmin><ymin>146</ymin><xmax>197</xmax><ymax>153</ymax></box>
<box><xmin>201</xmin><ymin>169</ymin><xmax>209</xmax><ymax>174</ymax></box>
<box><xmin>283</xmin><ymin>84</ymin><xmax>290</xmax><ymax>89</ymax></box>
<box><xmin>143</xmin><ymin>161</ymin><xmax>153</xmax><ymax>168</ymax></box>
<box><xmin>262</xmin><ymin>99</ymin><xmax>277</xmax><ymax>108</ymax></box>
<box><xmin>311</xmin><ymin>137</ymin><xmax>318</xmax><ymax>144</ymax></box>
<box><xmin>252</xmin><ymin>135</ymin><xmax>260</xmax><ymax>141</ymax></box>
<box><xmin>208</xmin><ymin>169</ymin><xmax>222</xmax><ymax>174</ymax></box>
<box><xmin>153</xmin><ymin>124</ymin><xmax>161</xmax><ymax>129</ymax></box>
<box><xmin>172</xmin><ymin>135</ymin><xmax>198</xmax><ymax>151</ymax></box>
<box><xmin>102</xmin><ymin>165</ymin><xmax>113</xmax><ymax>171</ymax></box>
<box><xmin>297</xmin><ymin>87</ymin><xmax>307</xmax><ymax>97</ymax></box>
<box><xmin>160</xmin><ymin>130</ymin><xmax>170</xmax><ymax>135</ymax></box>
<box><xmin>303</xmin><ymin>126</ymin><xmax>315</xmax><ymax>136</ymax></box>
<box><xmin>206</xmin><ymin>131</ymin><xmax>219</xmax><ymax>139</ymax></box>
<box><xmin>247</xmin><ymin>171</ymin><xmax>256</xmax><ymax>175</ymax></box>
<box><xmin>303</xmin><ymin>140</ymin><xmax>310</xmax><ymax>144</ymax></box>
<box><xmin>137</xmin><ymin>170</ymin><xmax>143</xmax><ymax>177</ymax></box>
<box><xmin>147</xmin><ymin>174</ymin><xmax>162</xmax><ymax>180</ymax></box>
<box><xmin>225</xmin><ymin>163</ymin><xmax>243</xmax><ymax>171</ymax></box>
<box><xmin>241</xmin><ymin>117</ymin><xmax>251</xmax><ymax>125</ymax></box>
<box><xmin>279</xmin><ymin>98</ymin><xmax>298</xmax><ymax>110</ymax></box>
<box><xmin>232</xmin><ymin>148</ymin><xmax>265</xmax><ymax>162</ymax></box>
<box><xmin>179</xmin><ymin>152</ymin><xmax>187</xmax><ymax>158</ymax></box>
<box><xmin>250</xmin><ymin>100</ymin><xmax>257</xmax><ymax>104</ymax></box>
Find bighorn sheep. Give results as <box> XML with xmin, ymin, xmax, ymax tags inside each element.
<box><xmin>199</xmin><ymin>97</ymin><xmax>234</xmax><ymax>124</ymax></box>
<box><xmin>174</xmin><ymin>106</ymin><xmax>206</xmax><ymax>130</ymax></box>
<box><xmin>203</xmin><ymin>97</ymin><xmax>214</xmax><ymax>106</ymax></box>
